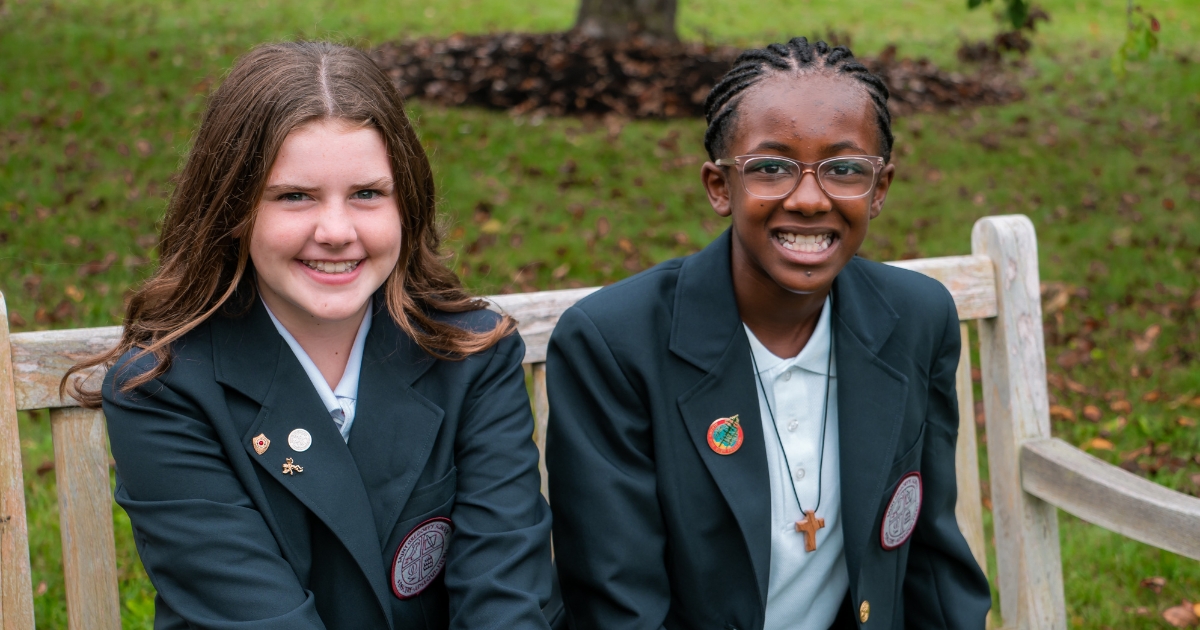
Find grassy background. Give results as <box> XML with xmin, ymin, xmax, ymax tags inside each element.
<box><xmin>2</xmin><ymin>0</ymin><xmax>1199</xmax><ymax>627</ymax></box>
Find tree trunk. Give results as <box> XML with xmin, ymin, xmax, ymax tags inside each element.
<box><xmin>574</xmin><ymin>0</ymin><xmax>679</xmax><ymax>42</ymax></box>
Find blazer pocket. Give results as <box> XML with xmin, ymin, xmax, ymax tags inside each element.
<box><xmin>397</xmin><ymin>467</ymin><xmax>457</xmax><ymax>525</ymax></box>
<box><xmin>888</xmin><ymin>422</ymin><xmax>926</xmax><ymax>475</ymax></box>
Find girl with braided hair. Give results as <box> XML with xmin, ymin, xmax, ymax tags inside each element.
<box><xmin>546</xmin><ymin>38</ymin><xmax>990</xmax><ymax>629</ymax></box>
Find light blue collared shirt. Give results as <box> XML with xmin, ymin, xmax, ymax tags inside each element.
<box><xmin>744</xmin><ymin>295</ymin><xmax>848</xmax><ymax>629</ymax></box>
<box><xmin>262</xmin><ymin>299</ymin><xmax>372</xmax><ymax>442</ymax></box>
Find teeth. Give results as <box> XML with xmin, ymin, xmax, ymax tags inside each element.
<box><xmin>303</xmin><ymin>260</ymin><xmax>360</xmax><ymax>274</ymax></box>
<box><xmin>776</xmin><ymin>232</ymin><xmax>833</xmax><ymax>253</ymax></box>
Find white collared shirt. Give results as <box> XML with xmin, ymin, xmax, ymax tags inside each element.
<box><xmin>262</xmin><ymin>299</ymin><xmax>372</xmax><ymax>442</ymax></box>
<box><xmin>745</xmin><ymin>296</ymin><xmax>848</xmax><ymax>629</ymax></box>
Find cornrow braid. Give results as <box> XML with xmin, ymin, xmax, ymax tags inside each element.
<box><xmin>703</xmin><ymin>37</ymin><xmax>894</xmax><ymax>164</ymax></box>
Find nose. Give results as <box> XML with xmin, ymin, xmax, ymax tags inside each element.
<box><xmin>783</xmin><ymin>170</ymin><xmax>832</xmax><ymax>216</ymax></box>
<box><xmin>313</xmin><ymin>199</ymin><xmax>357</xmax><ymax>247</ymax></box>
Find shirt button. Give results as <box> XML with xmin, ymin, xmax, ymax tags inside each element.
<box><xmin>787</xmin><ymin>419</ymin><xmax>798</xmax><ymax>432</ymax></box>
<box><xmin>782</xmin><ymin>371</ymin><xmax>792</xmax><ymax>381</ymax></box>
<box><xmin>794</xmin><ymin>468</ymin><xmax>806</xmax><ymax>481</ymax></box>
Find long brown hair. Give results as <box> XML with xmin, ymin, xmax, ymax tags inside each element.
<box><xmin>65</xmin><ymin>41</ymin><xmax>514</xmax><ymax>407</ymax></box>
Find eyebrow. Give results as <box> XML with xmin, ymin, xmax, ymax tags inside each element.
<box><xmin>262</xmin><ymin>178</ymin><xmax>395</xmax><ymax>195</ymax></box>
<box><xmin>746</xmin><ymin>140</ymin><xmax>869</xmax><ymax>154</ymax></box>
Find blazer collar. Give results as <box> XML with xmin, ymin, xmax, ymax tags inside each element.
<box><xmin>830</xmin><ymin>259</ymin><xmax>908</xmax><ymax>587</ymax></box>
<box><xmin>671</xmin><ymin>230</ymin><xmax>910</xmax><ymax>593</ymax></box>
<box><xmin>211</xmin><ymin>298</ymin><xmax>445</xmax><ymax>629</ymax></box>
<box><xmin>214</xmin><ymin>296</ymin><xmax>436</xmax><ymax>405</ymax></box>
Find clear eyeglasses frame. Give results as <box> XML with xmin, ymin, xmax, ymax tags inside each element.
<box><xmin>714</xmin><ymin>155</ymin><xmax>887</xmax><ymax>200</ymax></box>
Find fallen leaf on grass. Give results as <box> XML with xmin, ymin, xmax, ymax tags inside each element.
<box><xmin>1111</xmin><ymin>399</ymin><xmax>1133</xmax><ymax>414</ymax></box>
<box><xmin>78</xmin><ymin>252</ymin><xmax>118</xmax><ymax>277</ymax></box>
<box><xmin>35</xmin><ymin>461</ymin><xmax>54</xmax><ymax>475</ymax></box>
<box><xmin>1134</xmin><ymin>324</ymin><xmax>1162</xmax><ymax>353</ymax></box>
<box><xmin>1179</xmin><ymin>417</ymin><xmax>1197</xmax><ymax>427</ymax></box>
<box><xmin>1141</xmin><ymin>576</ymin><xmax>1167</xmax><ymax>593</ymax></box>
<box><xmin>1143</xmin><ymin>390</ymin><xmax>1162</xmax><ymax>402</ymax></box>
<box><xmin>8</xmin><ymin>311</ymin><xmax>26</xmax><ymax>328</ymax></box>
<box><xmin>1083</xmin><ymin>405</ymin><xmax>1102</xmax><ymax>422</ymax></box>
<box><xmin>1086</xmin><ymin>437</ymin><xmax>1114</xmax><ymax>451</ymax></box>
<box><xmin>34</xmin><ymin>582</ymin><xmax>47</xmax><ymax>597</ymax></box>
<box><xmin>1121</xmin><ymin>445</ymin><xmax>1152</xmax><ymax>462</ymax></box>
<box><xmin>1163</xmin><ymin>601</ymin><xmax>1199</xmax><ymax>628</ymax></box>
<box><xmin>1049</xmin><ymin>405</ymin><xmax>1076</xmax><ymax>421</ymax></box>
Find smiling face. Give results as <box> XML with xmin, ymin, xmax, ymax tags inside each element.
<box><xmin>702</xmin><ymin>73</ymin><xmax>895</xmax><ymax>298</ymax></box>
<box><xmin>250</xmin><ymin>118</ymin><xmax>402</xmax><ymax>332</ymax></box>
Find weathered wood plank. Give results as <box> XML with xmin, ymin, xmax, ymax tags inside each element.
<box><xmin>50</xmin><ymin>407</ymin><xmax>120</xmax><ymax>630</ymax></box>
<box><xmin>973</xmin><ymin>215</ymin><xmax>1066</xmax><ymax>630</ymax></box>
<box><xmin>486</xmin><ymin>287</ymin><xmax>600</xmax><ymax>364</ymax></box>
<box><xmin>887</xmin><ymin>255</ymin><xmax>997</xmax><ymax>321</ymax></box>
<box><xmin>1022</xmin><ymin>437</ymin><xmax>1200</xmax><ymax>561</ymax></box>
<box><xmin>0</xmin><ymin>294</ymin><xmax>36</xmax><ymax>630</ymax></box>
<box><xmin>12</xmin><ymin>257</ymin><xmax>994</xmax><ymax>410</ymax></box>
<box><xmin>953</xmin><ymin>322</ymin><xmax>989</xmax><ymax>578</ymax></box>
<box><xmin>531</xmin><ymin>363</ymin><xmax>551</xmax><ymax>502</ymax></box>
<box><xmin>11</xmin><ymin>326</ymin><xmax>118</xmax><ymax>411</ymax></box>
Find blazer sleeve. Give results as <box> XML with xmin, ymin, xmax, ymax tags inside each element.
<box><xmin>545</xmin><ymin>307</ymin><xmax>670</xmax><ymax>630</ymax></box>
<box><xmin>102</xmin><ymin>357</ymin><xmax>326</xmax><ymax>630</ymax></box>
<box><xmin>446</xmin><ymin>332</ymin><xmax>555</xmax><ymax>630</ymax></box>
<box><xmin>902</xmin><ymin>291</ymin><xmax>992</xmax><ymax>628</ymax></box>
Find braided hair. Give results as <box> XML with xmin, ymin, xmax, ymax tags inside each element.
<box><xmin>703</xmin><ymin>37</ymin><xmax>894</xmax><ymax>164</ymax></box>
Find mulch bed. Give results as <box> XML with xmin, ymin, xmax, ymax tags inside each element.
<box><xmin>371</xmin><ymin>33</ymin><xmax>1025</xmax><ymax>120</ymax></box>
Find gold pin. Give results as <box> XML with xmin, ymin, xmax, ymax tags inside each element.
<box><xmin>282</xmin><ymin>458</ymin><xmax>304</xmax><ymax>475</ymax></box>
<box><xmin>252</xmin><ymin>434</ymin><xmax>270</xmax><ymax>455</ymax></box>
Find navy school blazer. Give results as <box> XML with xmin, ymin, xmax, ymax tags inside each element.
<box><xmin>103</xmin><ymin>298</ymin><xmax>562</xmax><ymax>629</ymax></box>
<box><xmin>545</xmin><ymin>230</ymin><xmax>991</xmax><ymax>630</ymax></box>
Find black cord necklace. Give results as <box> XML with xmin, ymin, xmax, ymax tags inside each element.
<box><xmin>749</xmin><ymin>321</ymin><xmax>834</xmax><ymax>553</ymax></box>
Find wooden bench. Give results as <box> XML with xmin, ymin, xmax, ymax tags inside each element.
<box><xmin>3</xmin><ymin>214</ymin><xmax>1199</xmax><ymax>629</ymax></box>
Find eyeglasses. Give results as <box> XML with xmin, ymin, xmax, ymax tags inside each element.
<box><xmin>714</xmin><ymin>155</ymin><xmax>886</xmax><ymax>200</ymax></box>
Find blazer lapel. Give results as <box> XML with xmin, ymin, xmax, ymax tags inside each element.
<box><xmin>831</xmin><ymin>259</ymin><xmax>909</xmax><ymax>585</ymax></box>
<box><xmin>671</xmin><ymin>231</ymin><xmax>772</xmax><ymax>606</ymax></box>
<box><xmin>346</xmin><ymin>306</ymin><xmax>444</xmax><ymax>545</ymax></box>
<box><xmin>214</xmin><ymin>302</ymin><xmax>394</xmax><ymax>628</ymax></box>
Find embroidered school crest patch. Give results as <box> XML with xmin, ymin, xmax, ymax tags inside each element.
<box><xmin>391</xmin><ymin>517</ymin><xmax>453</xmax><ymax>599</ymax></box>
<box><xmin>881</xmin><ymin>472</ymin><xmax>922</xmax><ymax>550</ymax></box>
<box><xmin>707</xmin><ymin>415</ymin><xmax>743</xmax><ymax>455</ymax></box>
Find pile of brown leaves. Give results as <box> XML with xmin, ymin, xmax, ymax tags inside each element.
<box><xmin>370</xmin><ymin>33</ymin><xmax>1024</xmax><ymax>120</ymax></box>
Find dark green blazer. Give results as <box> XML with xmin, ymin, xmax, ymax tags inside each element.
<box><xmin>545</xmin><ymin>230</ymin><xmax>990</xmax><ymax>630</ymax></box>
<box><xmin>103</xmin><ymin>299</ymin><xmax>561</xmax><ymax>629</ymax></box>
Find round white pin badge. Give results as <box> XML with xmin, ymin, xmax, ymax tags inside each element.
<box><xmin>287</xmin><ymin>428</ymin><xmax>312</xmax><ymax>452</ymax></box>
<box><xmin>392</xmin><ymin>517</ymin><xmax>453</xmax><ymax>599</ymax></box>
<box><xmin>881</xmin><ymin>472</ymin><xmax>922</xmax><ymax>550</ymax></box>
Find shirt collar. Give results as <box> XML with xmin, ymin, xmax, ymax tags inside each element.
<box><xmin>744</xmin><ymin>295</ymin><xmax>834</xmax><ymax>378</ymax></box>
<box><xmin>261</xmin><ymin>297</ymin><xmax>372</xmax><ymax>417</ymax></box>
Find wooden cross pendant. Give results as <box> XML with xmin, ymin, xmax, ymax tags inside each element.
<box><xmin>795</xmin><ymin>510</ymin><xmax>825</xmax><ymax>552</ymax></box>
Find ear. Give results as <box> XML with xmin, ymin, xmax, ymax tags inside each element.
<box><xmin>701</xmin><ymin>162</ymin><xmax>733</xmax><ymax>218</ymax></box>
<box><xmin>869</xmin><ymin>163</ymin><xmax>895</xmax><ymax>220</ymax></box>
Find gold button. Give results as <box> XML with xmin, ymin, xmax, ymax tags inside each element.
<box><xmin>859</xmin><ymin>600</ymin><xmax>870</xmax><ymax>623</ymax></box>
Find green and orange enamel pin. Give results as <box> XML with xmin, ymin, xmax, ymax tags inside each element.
<box><xmin>707</xmin><ymin>414</ymin><xmax>743</xmax><ymax>455</ymax></box>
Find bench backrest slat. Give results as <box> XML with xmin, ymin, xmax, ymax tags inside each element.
<box><xmin>973</xmin><ymin>216</ymin><xmax>1067</xmax><ymax>628</ymax></box>
<box><xmin>953</xmin><ymin>322</ymin><xmax>989</xmax><ymax>580</ymax></box>
<box><xmin>0</xmin><ymin>301</ymin><xmax>35</xmax><ymax>630</ymax></box>
<box><xmin>49</xmin><ymin>408</ymin><xmax>120</xmax><ymax>630</ymax></box>
<box><xmin>12</xmin><ymin>255</ymin><xmax>996</xmax><ymax>411</ymax></box>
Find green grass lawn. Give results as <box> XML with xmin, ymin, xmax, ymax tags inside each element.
<box><xmin>2</xmin><ymin>0</ymin><xmax>1200</xmax><ymax>627</ymax></box>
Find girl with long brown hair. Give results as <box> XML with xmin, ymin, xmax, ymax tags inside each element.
<box><xmin>66</xmin><ymin>41</ymin><xmax>560</xmax><ymax>629</ymax></box>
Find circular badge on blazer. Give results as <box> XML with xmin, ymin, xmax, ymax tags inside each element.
<box><xmin>287</xmin><ymin>428</ymin><xmax>312</xmax><ymax>452</ymax></box>
<box><xmin>881</xmin><ymin>472</ymin><xmax>923</xmax><ymax>550</ymax></box>
<box><xmin>391</xmin><ymin>517</ymin><xmax>453</xmax><ymax>599</ymax></box>
<box><xmin>707</xmin><ymin>415</ymin><xmax>743</xmax><ymax>455</ymax></box>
